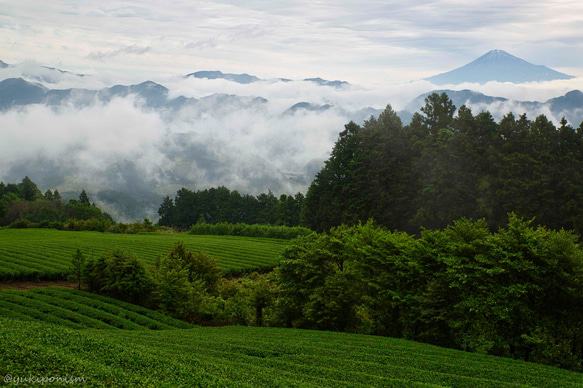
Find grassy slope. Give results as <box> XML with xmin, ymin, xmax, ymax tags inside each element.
<box><xmin>0</xmin><ymin>288</ymin><xmax>192</xmax><ymax>330</ymax></box>
<box><xmin>0</xmin><ymin>229</ymin><xmax>289</xmax><ymax>280</ymax></box>
<box><xmin>1</xmin><ymin>316</ymin><xmax>582</xmax><ymax>388</ymax></box>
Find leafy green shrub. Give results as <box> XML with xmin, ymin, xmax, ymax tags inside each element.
<box><xmin>83</xmin><ymin>249</ymin><xmax>153</xmax><ymax>306</ymax></box>
<box><xmin>68</xmin><ymin>248</ymin><xmax>85</xmax><ymax>290</ymax></box>
<box><xmin>189</xmin><ymin>221</ymin><xmax>312</xmax><ymax>240</ymax></box>
<box><xmin>49</xmin><ymin>221</ymin><xmax>64</xmax><ymax>230</ymax></box>
<box><xmin>152</xmin><ymin>242</ymin><xmax>223</xmax><ymax>320</ymax></box>
<box><xmin>9</xmin><ymin>219</ymin><xmax>29</xmax><ymax>229</ymax></box>
<box><xmin>277</xmin><ymin>225</ymin><xmax>362</xmax><ymax>331</ymax></box>
<box><xmin>152</xmin><ymin>261</ymin><xmax>206</xmax><ymax>320</ymax></box>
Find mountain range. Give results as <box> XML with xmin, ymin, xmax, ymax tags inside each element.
<box><xmin>1</xmin><ymin>77</ymin><xmax>581</xmax><ymax>126</ymax></box>
<box><xmin>0</xmin><ymin>59</ymin><xmax>349</xmax><ymax>87</ymax></box>
<box><xmin>0</xmin><ymin>77</ymin><xmax>377</xmax><ymax>125</ymax></box>
<box><xmin>185</xmin><ymin>71</ymin><xmax>349</xmax><ymax>88</ymax></box>
<box><xmin>0</xmin><ymin>77</ymin><xmax>270</xmax><ymax>113</ymax></box>
<box><xmin>425</xmin><ymin>49</ymin><xmax>574</xmax><ymax>85</ymax></box>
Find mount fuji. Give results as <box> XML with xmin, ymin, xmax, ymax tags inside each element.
<box><xmin>425</xmin><ymin>49</ymin><xmax>574</xmax><ymax>85</ymax></box>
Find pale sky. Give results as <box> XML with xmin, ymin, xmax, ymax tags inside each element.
<box><xmin>2</xmin><ymin>0</ymin><xmax>583</xmax><ymax>84</ymax></box>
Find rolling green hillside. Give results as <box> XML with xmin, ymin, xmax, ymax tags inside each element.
<box><xmin>0</xmin><ymin>288</ymin><xmax>192</xmax><ymax>329</ymax></box>
<box><xmin>1</xmin><ymin>315</ymin><xmax>581</xmax><ymax>387</ymax></box>
<box><xmin>0</xmin><ymin>229</ymin><xmax>289</xmax><ymax>280</ymax></box>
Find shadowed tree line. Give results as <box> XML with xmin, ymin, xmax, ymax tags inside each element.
<box><xmin>0</xmin><ymin>177</ymin><xmax>113</xmax><ymax>228</ymax></box>
<box><xmin>158</xmin><ymin>186</ymin><xmax>304</xmax><ymax>229</ymax></box>
<box><xmin>302</xmin><ymin>93</ymin><xmax>583</xmax><ymax>236</ymax></box>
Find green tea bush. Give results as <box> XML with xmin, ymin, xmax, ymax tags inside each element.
<box><xmin>189</xmin><ymin>221</ymin><xmax>312</xmax><ymax>240</ymax></box>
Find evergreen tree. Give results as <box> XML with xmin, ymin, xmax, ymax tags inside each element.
<box><xmin>68</xmin><ymin>249</ymin><xmax>86</xmax><ymax>290</ymax></box>
<box><xmin>420</xmin><ymin>92</ymin><xmax>456</xmax><ymax>132</ymax></box>
<box><xmin>301</xmin><ymin>121</ymin><xmax>364</xmax><ymax>231</ymax></box>
<box><xmin>158</xmin><ymin>196</ymin><xmax>176</xmax><ymax>226</ymax></box>
<box><xmin>256</xmin><ymin>190</ymin><xmax>278</xmax><ymax>225</ymax></box>
<box><xmin>79</xmin><ymin>189</ymin><xmax>91</xmax><ymax>206</ymax></box>
<box><xmin>360</xmin><ymin>105</ymin><xmax>417</xmax><ymax>232</ymax></box>
<box><xmin>53</xmin><ymin>190</ymin><xmax>62</xmax><ymax>202</ymax></box>
<box><xmin>18</xmin><ymin>176</ymin><xmax>42</xmax><ymax>201</ymax></box>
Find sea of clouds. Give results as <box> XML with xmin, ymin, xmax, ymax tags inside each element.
<box><xmin>1</xmin><ymin>62</ymin><xmax>582</xmax><ymax>221</ymax></box>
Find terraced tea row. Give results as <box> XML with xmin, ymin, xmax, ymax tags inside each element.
<box><xmin>1</xmin><ymin>316</ymin><xmax>581</xmax><ymax>387</ymax></box>
<box><xmin>0</xmin><ymin>229</ymin><xmax>289</xmax><ymax>280</ymax></box>
<box><xmin>0</xmin><ymin>288</ymin><xmax>192</xmax><ymax>329</ymax></box>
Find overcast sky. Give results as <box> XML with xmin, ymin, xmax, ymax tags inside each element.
<box><xmin>1</xmin><ymin>0</ymin><xmax>582</xmax><ymax>84</ymax></box>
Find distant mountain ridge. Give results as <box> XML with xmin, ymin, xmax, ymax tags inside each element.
<box><xmin>302</xmin><ymin>78</ymin><xmax>349</xmax><ymax>88</ymax></box>
<box><xmin>2</xmin><ymin>76</ymin><xmax>582</xmax><ymax>126</ymax></box>
<box><xmin>185</xmin><ymin>71</ymin><xmax>261</xmax><ymax>84</ymax></box>
<box><xmin>425</xmin><ymin>49</ymin><xmax>574</xmax><ymax>85</ymax></box>
<box><xmin>0</xmin><ymin>78</ymin><xmax>269</xmax><ymax>115</ymax></box>
<box><xmin>0</xmin><ymin>60</ymin><xmax>87</xmax><ymax>83</ymax></box>
<box><xmin>0</xmin><ymin>78</ymin><xmax>48</xmax><ymax>109</ymax></box>
<box><xmin>0</xmin><ymin>59</ymin><xmax>348</xmax><ymax>88</ymax></box>
<box><xmin>0</xmin><ymin>78</ymin><xmax>368</xmax><ymax>122</ymax></box>
<box><xmin>185</xmin><ymin>70</ymin><xmax>349</xmax><ymax>88</ymax></box>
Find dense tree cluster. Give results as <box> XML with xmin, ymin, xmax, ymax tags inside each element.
<box><xmin>0</xmin><ymin>177</ymin><xmax>113</xmax><ymax>228</ymax></box>
<box><xmin>158</xmin><ymin>186</ymin><xmax>304</xmax><ymax>229</ymax></box>
<box><xmin>302</xmin><ymin>93</ymin><xmax>583</xmax><ymax>235</ymax></box>
<box><xmin>276</xmin><ymin>217</ymin><xmax>583</xmax><ymax>371</ymax></box>
<box><xmin>77</xmin><ymin>242</ymin><xmax>276</xmax><ymax>326</ymax></box>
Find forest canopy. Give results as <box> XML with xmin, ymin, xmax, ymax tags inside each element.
<box><xmin>302</xmin><ymin>93</ymin><xmax>583</xmax><ymax>235</ymax></box>
<box><xmin>0</xmin><ymin>177</ymin><xmax>112</xmax><ymax>229</ymax></box>
<box><xmin>158</xmin><ymin>186</ymin><xmax>304</xmax><ymax>229</ymax></box>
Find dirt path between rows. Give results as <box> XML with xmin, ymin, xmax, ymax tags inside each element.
<box><xmin>0</xmin><ymin>281</ymin><xmax>78</xmax><ymax>291</ymax></box>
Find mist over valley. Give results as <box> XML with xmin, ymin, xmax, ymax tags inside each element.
<box><xmin>1</xmin><ymin>51</ymin><xmax>583</xmax><ymax>222</ymax></box>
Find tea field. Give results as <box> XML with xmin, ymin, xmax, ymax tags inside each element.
<box><xmin>0</xmin><ymin>229</ymin><xmax>289</xmax><ymax>280</ymax></box>
<box><xmin>0</xmin><ymin>288</ymin><xmax>192</xmax><ymax>330</ymax></box>
<box><xmin>1</xmin><ymin>313</ymin><xmax>581</xmax><ymax>387</ymax></box>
